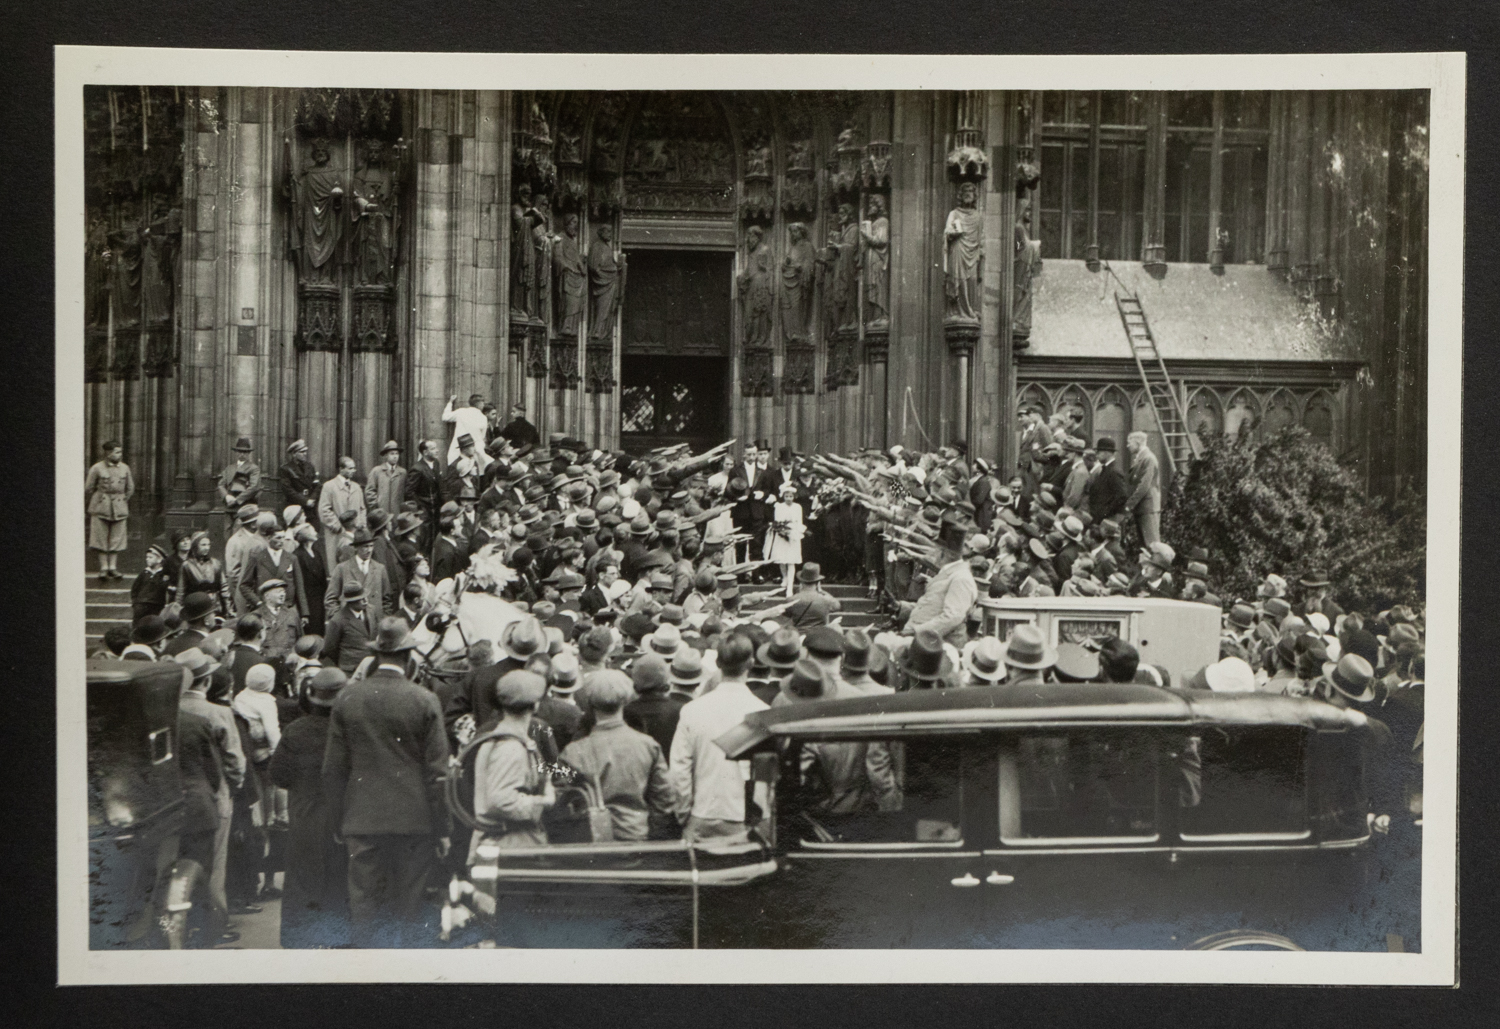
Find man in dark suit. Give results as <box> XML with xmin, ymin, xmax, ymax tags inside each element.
<box><xmin>430</xmin><ymin>503</ymin><xmax>469</xmax><ymax>585</ymax></box>
<box><xmin>753</xmin><ymin>446</ymin><xmax>798</xmax><ymax>508</ymax></box>
<box><xmin>226</xmin><ymin>614</ymin><xmax>269</xmax><ymax>695</ymax></box>
<box><xmin>322</xmin><ymin>617</ymin><xmax>451</xmax><ymax>948</ymax></box>
<box><xmin>163</xmin><ymin>592</ymin><xmax>218</xmax><ymax>657</ymax></box>
<box><xmin>403</xmin><ymin>439</ymin><xmax>444</xmax><ymax>557</ymax></box>
<box><xmin>325</xmin><ymin>528</ymin><xmax>394</xmax><ymax>621</ymax></box>
<box><xmin>279</xmin><ymin>439</ymin><xmax>322</xmax><ymax>526</ymax></box>
<box><xmin>322</xmin><ymin>581</ymin><xmax>375</xmax><ymax>674</ymax></box>
<box><xmin>367</xmin><ymin>508</ymin><xmax>406</xmax><ymax>597</ymax></box>
<box><xmin>1085</xmin><ymin>437</ymin><xmax>1130</xmax><ymax>523</ymax></box>
<box><xmin>241</xmin><ymin>529</ymin><xmax>308</xmax><ymax>622</ymax></box>
<box><xmin>442</xmin><ymin>615</ymin><xmax>547</xmax><ymax>738</ymax></box>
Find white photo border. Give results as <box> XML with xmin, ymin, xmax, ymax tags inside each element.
<box><xmin>54</xmin><ymin>46</ymin><xmax>1464</xmax><ymax>986</ymax></box>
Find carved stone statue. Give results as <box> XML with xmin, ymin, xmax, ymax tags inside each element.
<box><xmin>532</xmin><ymin>194</ymin><xmax>554</xmax><ymax>327</ymax></box>
<box><xmin>745</xmin><ymin>140</ymin><xmax>772</xmax><ymax>178</ymax></box>
<box><xmin>286</xmin><ymin>140</ymin><xmax>344</xmax><ymax>286</ymax></box>
<box><xmin>587</xmin><ymin>224</ymin><xmax>625</xmax><ymax>342</ymax></box>
<box><xmin>1013</xmin><ymin>195</ymin><xmax>1043</xmax><ymax>350</ymax></box>
<box><xmin>351</xmin><ymin>140</ymin><xmax>399</xmax><ymax>288</ymax></box>
<box><xmin>738</xmin><ymin>225</ymin><xmax>774</xmax><ymax>349</ymax></box>
<box><xmin>553</xmin><ymin>212</ymin><xmax>587</xmax><ymax>338</ymax></box>
<box><xmin>86</xmin><ymin>216</ymin><xmax>110</xmax><ymax>330</ymax></box>
<box><xmin>141</xmin><ymin>195</ymin><xmax>180</xmax><ymax>328</ymax></box>
<box><xmin>779</xmin><ymin>222</ymin><xmax>816</xmax><ymax>344</ymax></box>
<box><xmin>108</xmin><ymin>200</ymin><xmax>144</xmax><ymax>330</ymax></box>
<box><xmin>510</xmin><ymin>182</ymin><xmax>541</xmax><ymax>319</ymax></box>
<box><xmin>944</xmin><ymin>180</ymin><xmax>983</xmax><ymax>324</ymax></box>
<box><xmin>818</xmin><ymin>201</ymin><xmax>860</xmax><ymax>337</ymax></box>
<box><xmin>860</xmin><ymin>194</ymin><xmax>890</xmax><ymax>331</ymax></box>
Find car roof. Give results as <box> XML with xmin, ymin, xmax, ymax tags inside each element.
<box><xmin>715</xmin><ymin>684</ymin><xmax>1369</xmax><ymax>758</ymax></box>
<box><xmin>87</xmin><ymin>658</ymin><xmax>184</xmax><ymax>685</ymax></box>
<box><xmin>976</xmin><ymin>596</ymin><xmax>1205</xmax><ymax>612</ymax></box>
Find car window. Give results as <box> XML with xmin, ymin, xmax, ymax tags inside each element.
<box><xmin>785</xmin><ymin>738</ymin><xmax>964</xmax><ymax>847</ymax></box>
<box><xmin>1177</xmin><ymin>726</ymin><xmax>1308</xmax><ymax>839</ymax></box>
<box><xmin>999</xmin><ymin>732</ymin><xmax>1158</xmax><ymax>843</ymax></box>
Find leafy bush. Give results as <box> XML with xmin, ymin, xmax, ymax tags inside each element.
<box><xmin>1161</xmin><ymin>428</ymin><xmax>1425</xmax><ymax>613</ymax></box>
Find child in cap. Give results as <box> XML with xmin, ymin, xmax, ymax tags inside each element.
<box><xmin>233</xmin><ymin>663</ymin><xmax>283</xmax><ymax>763</ymax></box>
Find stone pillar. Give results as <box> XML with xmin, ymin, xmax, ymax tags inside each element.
<box><xmin>411</xmin><ymin>90</ymin><xmax>458</xmax><ymax>460</ymax></box>
<box><xmin>887</xmin><ymin>91</ymin><xmax>941</xmax><ymax>452</ymax></box>
<box><xmin>975</xmin><ymin>91</ymin><xmax>1019</xmax><ymax>473</ymax></box>
<box><xmin>861</xmin><ymin>93</ymin><xmax>893</xmax><ymax>450</ymax></box>
<box><xmin>227</xmin><ymin>88</ymin><xmax>276</xmax><ymax>499</ymax></box>
<box><xmin>1140</xmin><ymin>92</ymin><xmax>1168</xmax><ymax>275</ymax></box>
<box><xmin>1264</xmin><ymin>92</ymin><xmax>1289</xmax><ymax>274</ymax></box>
<box><xmin>1287</xmin><ymin>91</ymin><xmax>1313</xmax><ymax>293</ymax></box>
<box><xmin>1207</xmin><ymin>91</ymin><xmax>1226</xmax><ymax>272</ymax></box>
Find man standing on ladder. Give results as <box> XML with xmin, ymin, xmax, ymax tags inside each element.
<box><xmin>1124</xmin><ymin>431</ymin><xmax>1161</xmax><ymax>547</ymax></box>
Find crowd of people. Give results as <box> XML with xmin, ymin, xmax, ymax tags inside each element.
<box><xmin>87</xmin><ymin>396</ymin><xmax>1427</xmax><ymax>949</ymax></box>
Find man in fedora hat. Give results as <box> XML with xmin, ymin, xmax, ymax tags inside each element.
<box><xmin>899</xmin><ymin>628</ymin><xmax>956</xmax><ymax>688</ymax></box>
<box><xmin>1314</xmin><ymin>653</ymin><xmax>1377</xmax><ymax>711</ymax></box>
<box><xmin>217</xmin><ymin>436</ymin><xmax>262</xmax><ymax>520</ymax></box>
<box><xmin>268</xmin><ymin>666</ymin><xmax>350</xmax><ymax>948</ymax></box>
<box><xmin>223</xmin><ymin>504</ymin><xmax>269</xmax><ymax>618</ymax></box>
<box><xmin>163</xmin><ymin>592</ymin><xmax>219</xmax><ymax>657</ymax></box>
<box><xmin>322</xmin><ymin>616</ymin><xmax>451</xmax><ymax>948</ymax></box>
<box><xmin>444</xmin><ymin>615</ymin><xmax>547</xmax><ymax>739</ymax></box>
<box><xmin>279</xmin><ymin>439</ymin><xmax>322</xmax><ymax>526</ymax></box>
<box><xmin>790</xmin><ymin>562</ymin><xmax>843</xmax><ymax>614</ymax></box>
<box><xmin>668</xmin><ymin>634</ymin><xmax>770</xmax><ymax>842</ymax></box>
<box><xmin>318</xmin><ymin>456</ymin><xmax>367</xmax><ymax>569</ymax></box>
<box><xmin>365</xmin><ymin>440</ymin><xmax>407</xmax><ymax>518</ymax></box>
<box><xmin>840</xmin><ymin>629</ymin><xmax>891</xmax><ymax>695</ymax></box>
<box><xmin>1002</xmin><ymin>624</ymin><xmax>1057</xmax><ymax>687</ymax></box>
<box><xmin>325</xmin><ymin>527</ymin><xmax>393</xmax><ymax>620</ymax></box>
<box><xmin>1130</xmin><ymin>541</ymin><xmax>1177</xmax><ymax>599</ymax></box>
<box><xmin>322</xmin><ymin>580</ymin><xmax>376</xmax><ymax>675</ymax></box>
<box><xmin>903</xmin><ymin>532</ymin><xmax>985</xmax><ymax>649</ymax></box>
<box><xmin>961</xmin><ymin>636</ymin><xmax>1006</xmax><ymax>686</ymax></box>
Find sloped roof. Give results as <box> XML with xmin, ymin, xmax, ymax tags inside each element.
<box><xmin>1029</xmin><ymin>260</ymin><xmax>1358</xmax><ymax>363</ymax></box>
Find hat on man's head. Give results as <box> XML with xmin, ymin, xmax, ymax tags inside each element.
<box><xmin>457</xmin><ymin>433</ymin><xmax>475</xmax><ymax>449</ymax></box>
<box><xmin>578</xmin><ymin>626</ymin><xmax>614</xmax><ymax>665</ymax></box>
<box><xmin>173</xmin><ymin>647</ymin><xmax>219</xmax><ymax>681</ymax></box>
<box><xmin>841</xmin><ymin>629</ymin><xmax>874</xmax><ymax>673</ymax></box>
<box><xmin>367</xmin><ymin>508</ymin><xmax>392</xmax><ymax>533</ymax></box>
<box><xmin>257</xmin><ymin>578</ymin><xmax>287</xmax><ymax>595</ymax></box>
<box><xmin>658</xmin><ymin>604</ymin><xmax>685</xmax><ymax>626</ymax></box>
<box><xmin>287</xmin><ymin>439</ymin><xmax>308</xmax><ymax>454</ymax></box>
<box><xmin>756</xmin><ymin>628</ymin><xmax>807</xmax><ymax>670</ymax></box>
<box><xmin>962</xmin><ymin>637</ymin><xmax>1006</xmax><ymax>683</ymax></box>
<box><xmin>181</xmin><ymin>592</ymin><xmax>216</xmax><ymax>623</ymax></box>
<box><xmin>1299</xmin><ymin>569</ymin><xmax>1331</xmax><ymax>588</ymax></box>
<box><xmin>380</xmin><ymin>439</ymin><xmax>400</xmax><ymax>455</ymax></box>
<box><xmin>1227</xmin><ymin>603</ymin><xmax>1257</xmax><ymax>631</ymax></box>
<box><xmin>232</xmin><ymin>436</ymin><xmax>254</xmax><ymax>452</ymax></box>
<box><xmin>549</xmin><ymin>651</ymin><xmax>581</xmax><ymax>693</ymax></box>
<box><xmin>1003</xmin><ymin>624</ymin><xmax>1057</xmax><ymax>671</ymax></box>
<box><xmin>631</xmin><ymin>654</ymin><xmax>670</xmax><ymax>695</ymax></box>
<box><xmin>669</xmin><ymin>648</ymin><xmax>705</xmax><ymax>687</ymax></box>
<box><xmin>131</xmin><ymin>615</ymin><xmax>169</xmax><ymax>646</ymax></box>
<box><xmin>796</xmin><ymin>563</ymin><xmax>826</xmax><ymax>584</ymax></box>
<box><xmin>307</xmin><ymin>667</ymin><xmax>348</xmax><ymax>706</ymax></box>
<box><xmin>803</xmin><ymin>625</ymin><xmax>845</xmax><ymax>659</ymax></box>
<box><xmin>500</xmin><ymin>616</ymin><xmax>546</xmax><ymax>661</ymax></box>
<box><xmin>1189</xmin><ymin>656</ymin><xmax>1257</xmax><ymax>693</ymax></box>
<box><xmin>1262</xmin><ymin>597</ymin><xmax>1292</xmax><ymax>622</ymax></box>
<box><xmin>1053</xmin><ymin>641</ymin><xmax>1101</xmax><ymax>682</ymax></box>
<box><xmin>393</xmin><ymin>512</ymin><xmax>424</xmax><ymax>537</ymax></box>
<box><xmin>1184</xmin><ymin>561</ymin><xmax>1209</xmax><ymax>581</ymax></box>
<box><xmin>369</xmin><ymin>616</ymin><xmax>418</xmax><ymax>655</ymax></box>
<box><xmin>1095</xmin><ymin>437</ymin><xmax>1116</xmax><ymax>453</ymax></box>
<box><xmin>901</xmin><ymin>629</ymin><xmax>953</xmax><ymax>682</ymax></box>
<box><xmin>1144</xmin><ymin>541</ymin><xmax>1176</xmax><ymax>568</ymax></box>
<box><xmin>494</xmin><ymin>669</ymin><xmax>547</xmax><ymax>708</ymax></box>
<box><xmin>351</xmin><ymin>527</ymin><xmax>375</xmax><ymax>547</ymax></box>
<box><xmin>618</xmin><ymin>612</ymin><xmax>654</xmax><ymax>644</ymax></box>
<box><xmin>782</xmin><ymin>658</ymin><xmax>832</xmax><ymax>700</ymax></box>
<box><xmin>1323</xmin><ymin>653</ymin><xmax>1376</xmax><ymax>703</ymax></box>
<box><xmin>237</xmin><ymin>503</ymin><xmax>260</xmax><ymax>524</ymax></box>
<box><xmin>645</xmin><ymin>623</ymin><xmax>683</xmax><ymax>658</ymax></box>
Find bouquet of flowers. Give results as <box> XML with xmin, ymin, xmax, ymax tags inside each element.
<box><xmin>807</xmin><ymin>476</ymin><xmax>850</xmax><ymax>522</ymax></box>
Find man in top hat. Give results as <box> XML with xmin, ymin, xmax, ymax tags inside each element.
<box><xmin>322</xmin><ymin>616</ymin><xmax>451</xmax><ymax>948</ymax></box>
<box><xmin>217</xmin><ymin>436</ymin><xmax>262</xmax><ymax>519</ymax></box>
<box><xmin>224</xmin><ymin>505</ymin><xmax>270</xmax><ymax>618</ymax></box>
<box><xmin>1002</xmin><ymin>624</ymin><xmax>1057</xmax><ymax>687</ymax></box>
<box><xmin>442</xmin><ymin>393</ymin><xmax>491</xmax><ymax>467</ymax></box>
<box><xmin>903</xmin><ymin>532</ymin><xmax>986</xmax><ymax>649</ymax></box>
<box><xmin>364</xmin><ymin>441</ymin><xmax>407</xmax><ymax>518</ymax></box>
<box><xmin>668</xmin><ymin>634</ymin><xmax>770</xmax><ymax>842</ymax></box>
<box><xmin>280</xmin><ymin>439</ymin><xmax>322</xmax><ymax>526</ymax></box>
<box><xmin>318</xmin><ymin>456</ymin><xmax>367</xmax><ymax>570</ymax></box>
<box><xmin>498</xmin><ymin>401</ymin><xmax>540</xmax><ymax>451</ymax></box>
<box><xmin>1085</xmin><ymin>437</ymin><xmax>1128</xmax><ymax>523</ymax></box>
<box><xmin>402</xmin><ymin>439</ymin><xmax>444</xmax><ymax>556</ymax></box>
<box><xmin>325</xmin><ymin>527</ymin><xmax>394</xmax><ymax>620</ymax></box>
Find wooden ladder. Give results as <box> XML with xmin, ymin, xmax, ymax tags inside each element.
<box><xmin>1115</xmin><ymin>292</ymin><xmax>1200</xmax><ymax>477</ymax></box>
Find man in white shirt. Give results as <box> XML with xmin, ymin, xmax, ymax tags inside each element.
<box><xmin>668</xmin><ymin>634</ymin><xmax>768</xmax><ymax>841</ymax></box>
<box><xmin>442</xmin><ymin>393</ymin><xmax>491</xmax><ymax>466</ymax></box>
<box><xmin>903</xmin><ymin>531</ymin><xmax>985</xmax><ymax>648</ymax></box>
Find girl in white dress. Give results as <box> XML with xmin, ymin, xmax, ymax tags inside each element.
<box><xmin>764</xmin><ymin>481</ymin><xmax>805</xmax><ymax>597</ymax></box>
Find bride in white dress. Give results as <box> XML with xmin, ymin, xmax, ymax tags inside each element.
<box><xmin>764</xmin><ymin>481</ymin><xmax>805</xmax><ymax>597</ymax></box>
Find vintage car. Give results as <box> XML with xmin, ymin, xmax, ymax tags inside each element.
<box><xmin>86</xmin><ymin>659</ymin><xmax>187</xmax><ymax>949</ymax></box>
<box><xmin>978</xmin><ymin>595</ymin><xmax>1222</xmax><ymax>686</ymax></box>
<box><xmin>462</xmin><ymin>682</ymin><xmax>1420</xmax><ymax>952</ymax></box>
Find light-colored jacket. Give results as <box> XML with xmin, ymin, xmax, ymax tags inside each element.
<box><xmin>904</xmin><ymin>558</ymin><xmax>978</xmax><ymax>647</ymax></box>
<box><xmin>669</xmin><ymin>679</ymin><xmax>768</xmax><ymax>823</ymax></box>
<box><xmin>223</xmin><ymin>528</ymin><xmax>268</xmax><ymax>617</ymax></box>
<box><xmin>560</xmin><ymin>714</ymin><xmax>676</xmax><ymax>841</ymax></box>
<box><xmin>1126</xmin><ymin>446</ymin><xmax>1162</xmax><ymax>514</ymax></box>
<box><xmin>365</xmin><ymin>462</ymin><xmax>408</xmax><ymax>517</ymax></box>
<box><xmin>85</xmin><ymin>461</ymin><xmax>134</xmax><ymax>520</ymax></box>
<box><xmin>317</xmin><ymin>475</ymin><xmax>366</xmax><ymax>565</ymax></box>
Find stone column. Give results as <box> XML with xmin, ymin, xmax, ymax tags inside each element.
<box><xmin>1140</xmin><ymin>92</ymin><xmax>1168</xmax><ymax>275</ymax></box>
<box><xmin>227</xmin><ymin>88</ymin><xmax>276</xmax><ymax>498</ymax></box>
<box><xmin>1207</xmin><ymin>91</ymin><xmax>1226</xmax><ymax>272</ymax></box>
<box><xmin>411</xmin><ymin>90</ymin><xmax>458</xmax><ymax>460</ymax></box>
<box><xmin>1264</xmin><ymin>92</ymin><xmax>1288</xmax><ymax>273</ymax></box>
<box><xmin>1287</xmin><ymin>91</ymin><xmax>1313</xmax><ymax>293</ymax></box>
<box><xmin>974</xmin><ymin>91</ymin><xmax>1019</xmax><ymax>472</ymax></box>
<box><xmin>887</xmin><ymin>91</ymin><xmax>941</xmax><ymax>452</ymax></box>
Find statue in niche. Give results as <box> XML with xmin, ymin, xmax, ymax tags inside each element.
<box><xmin>944</xmin><ymin>180</ymin><xmax>983</xmax><ymax>324</ymax></box>
<box><xmin>818</xmin><ymin>201</ymin><xmax>860</xmax><ymax>336</ymax></box>
<box><xmin>510</xmin><ymin>181</ymin><xmax>542</xmax><ymax>319</ymax></box>
<box><xmin>745</xmin><ymin>139</ymin><xmax>772</xmax><ymax>178</ymax></box>
<box><xmin>587</xmin><ymin>223</ymin><xmax>626</xmax><ymax>342</ymax></box>
<box><xmin>1012</xmin><ymin>194</ymin><xmax>1043</xmax><ymax>349</ymax></box>
<box><xmin>86</xmin><ymin>215</ymin><xmax>111</xmax><ymax>330</ymax></box>
<box><xmin>787</xmin><ymin>138</ymin><xmax>814</xmax><ymax>172</ymax></box>
<box><xmin>108</xmin><ymin>199</ymin><xmax>144</xmax><ymax>330</ymax></box>
<box><xmin>557</xmin><ymin>130</ymin><xmax>583</xmax><ymax>166</ymax></box>
<box><xmin>532</xmin><ymin>193</ymin><xmax>554</xmax><ymax>327</ymax></box>
<box><xmin>837</xmin><ymin>120</ymin><xmax>860</xmax><ymax>150</ymax></box>
<box><xmin>141</xmin><ymin>195</ymin><xmax>180</xmax><ymax>328</ymax></box>
<box><xmin>779</xmin><ymin>222</ymin><xmax>816</xmax><ymax>344</ymax></box>
<box><xmin>738</xmin><ymin>224</ymin><xmax>774</xmax><ymax>349</ymax></box>
<box><xmin>860</xmin><ymin>193</ymin><xmax>890</xmax><ymax>331</ymax></box>
<box><xmin>285</xmin><ymin>139</ymin><xmax>344</xmax><ymax>286</ymax></box>
<box><xmin>351</xmin><ymin>140</ymin><xmax>399</xmax><ymax>288</ymax></box>
<box><xmin>553</xmin><ymin>212</ymin><xmax>587</xmax><ymax>338</ymax></box>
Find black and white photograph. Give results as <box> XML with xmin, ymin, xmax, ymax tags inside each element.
<box><xmin>55</xmin><ymin>48</ymin><xmax>1462</xmax><ymax>985</ymax></box>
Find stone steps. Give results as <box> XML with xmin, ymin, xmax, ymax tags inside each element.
<box><xmin>85</xmin><ymin>587</ymin><xmax>134</xmax><ymax>651</ymax></box>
